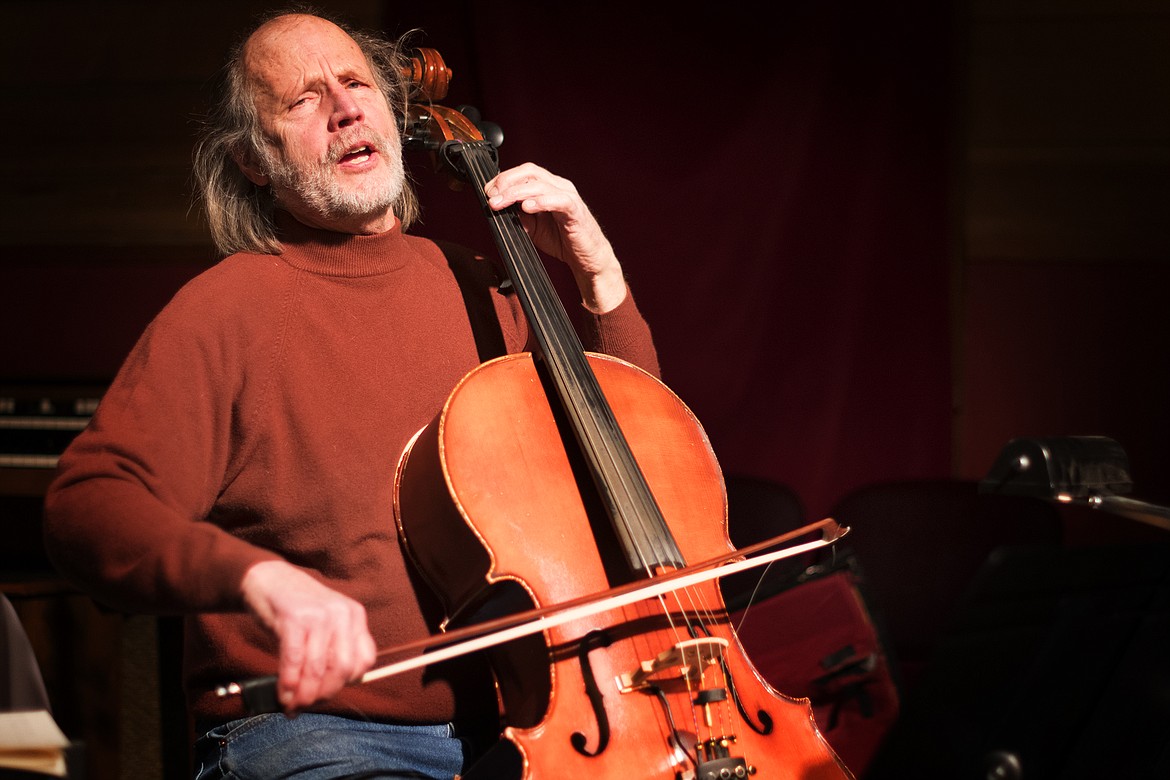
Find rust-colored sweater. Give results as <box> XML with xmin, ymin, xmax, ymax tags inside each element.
<box><xmin>42</xmin><ymin>214</ymin><xmax>659</xmax><ymax>729</ymax></box>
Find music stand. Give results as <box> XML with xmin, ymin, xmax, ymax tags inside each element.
<box><xmin>979</xmin><ymin>435</ymin><xmax>1170</xmax><ymax>532</ymax></box>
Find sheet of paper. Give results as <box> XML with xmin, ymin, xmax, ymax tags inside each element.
<box><xmin>0</xmin><ymin>709</ymin><xmax>68</xmax><ymax>777</ymax></box>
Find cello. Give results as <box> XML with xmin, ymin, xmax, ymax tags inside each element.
<box><xmin>392</xmin><ymin>49</ymin><xmax>855</xmax><ymax>780</ymax></box>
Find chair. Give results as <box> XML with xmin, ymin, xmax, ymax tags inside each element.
<box><xmin>720</xmin><ymin>476</ymin><xmax>901</xmax><ymax>775</ymax></box>
<box><xmin>719</xmin><ymin>474</ymin><xmax>808</xmax><ymax>610</ymax></box>
<box><xmin>850</xmin><ymin>492</ymin><xmax>1170</xmax><ymax>778</ymax></box>
<box><xmin>827</xmin><ymin>478</ymin><xmax>1062</xmax><ymax>693</ymax></box>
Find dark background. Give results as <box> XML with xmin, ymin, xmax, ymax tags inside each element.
<box><xmin>4</xmin><ymin>3</ymin><xmax>1165</xmax><ymax>521</ymax></box>
<box><xmin>4</xmin><ymin>0</ymin><xmax>1167</xmax><ymax>518</ymax></box>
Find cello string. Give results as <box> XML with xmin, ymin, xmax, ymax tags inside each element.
<box><xmin>461</xmin><ymin>141</ymin><xmax>730</xmax><ymax>638</ymax></box>
<box><xmin>461</xmin><ymin>144</ymin><xmax>675</xmax><ymax>573</ymax></box>
<box><xmin>414</xmin><ymin>99</ymin><xmax>786</xmax><ymax>762</ymax></box>
<box><xmin>459</xmin><ymin>148</ymin><xmax>719</xmax><ymax>703</ymax></box>
<box><xmin>462</xmin><ymin>142</ymin><xmax>738</xmax><ymax>740</ymax></box>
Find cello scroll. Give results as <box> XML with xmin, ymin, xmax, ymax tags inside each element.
<box><xmin>401</xmin><ymin>47</ymin><xmax>503</xmax><ymax>168</ymax></box>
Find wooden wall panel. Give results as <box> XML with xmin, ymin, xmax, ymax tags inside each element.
<box><xmin>954</xmin><ymin>0</ymin><xmax>1170</xmax><ymax>503</ymax></box>
<box><xmin>963</xmin><ymin>6</ymin><xmax>1170</xmax><ymax>262</ymax></box>
<box><xmin>966</xmin><ymin>150</ymin><xmax>1169</xmax><ymax>261</ymax></box>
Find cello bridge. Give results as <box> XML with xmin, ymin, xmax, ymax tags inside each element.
<box><xmin>616</xmin><ymin>637</ymin><xmax>729</xmax><ymax>692</ymax></box>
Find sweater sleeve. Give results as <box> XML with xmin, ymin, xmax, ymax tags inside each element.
<box><xmin>577</xmin><ymin>287</ymin><xmax>662</xmax><ymax>380</ymax></box>
<box><xmin>42</xmin><ymin>295</ymin><xmax>280</xmax><ymax>616</ymax></box>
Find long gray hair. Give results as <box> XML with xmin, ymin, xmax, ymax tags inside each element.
<box><xmin>192</xmin><ymin>8</ymin><xmax>420</xmax><ymax>256</ymax></box>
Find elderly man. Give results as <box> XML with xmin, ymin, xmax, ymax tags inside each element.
<box><xmin>43</xmin><ymin>9</ymin><xmax>658</xmax><ymax>779</ymax></box>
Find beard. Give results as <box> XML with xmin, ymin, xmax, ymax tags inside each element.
<box><xmin>262</xmin><ymin>128</ymin><xmax>405</xmax><ymax>222</ymax></box>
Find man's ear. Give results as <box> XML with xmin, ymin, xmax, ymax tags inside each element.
<box><xmin>234</xmin><ymin>148</ymin><xmax>270</xmax><ymax>187</ymax></box>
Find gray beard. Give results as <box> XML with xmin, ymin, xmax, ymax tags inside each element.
<box><xmin>264</xmin><ymin>132</ymin><xmax>405</xmax><ymax>222</ymax></box>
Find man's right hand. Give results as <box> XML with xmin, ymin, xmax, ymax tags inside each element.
<box><xmin>240</xmin><ymin>559</ymin><xmax>377</xmax><ymax>713</ymax></box>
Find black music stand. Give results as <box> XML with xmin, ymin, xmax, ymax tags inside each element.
<box><xmin>979</xmin><ymin>435</ymin><xmax>1170</xmax><ymax>532</ymax></box>
<box><xmin>864</xmin><ymin>436</ymin><xmax>1170</xmax><ymax>778</ymax></box>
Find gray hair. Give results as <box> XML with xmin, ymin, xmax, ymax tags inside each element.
<box><xmin>192</xmin><ymin>8</ymin><xmax>419</xmax><ymax>256</ymax></box>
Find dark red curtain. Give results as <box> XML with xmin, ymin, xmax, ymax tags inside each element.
<box><xmin>0</xmin><ymin>2</ymin><xmax>953</xmax><ymax>522</ymax></box>
<box><xmin>392</xmin><ymin>1</ymin><xmax>955</xmax><ymax>519</ymax></box>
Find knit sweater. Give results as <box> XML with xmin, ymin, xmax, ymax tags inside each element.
<box><xmin>42</xmin><ymin>213</ymin><xmax>660</xmax><ymax>728</ymax></box>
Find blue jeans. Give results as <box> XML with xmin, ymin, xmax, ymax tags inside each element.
<box><xmin>193</xmin><ymin>713</ymin><xmax>471</xmax><ymax>779</ymax></box>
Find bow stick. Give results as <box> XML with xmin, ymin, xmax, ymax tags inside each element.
<box><xmin>217</xmin><ymin>518</ymin><xmax>848</xmax><ymax>713</ymax></box>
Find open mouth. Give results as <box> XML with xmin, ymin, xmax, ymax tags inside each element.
<box><xmin>339</xmin><ymin>144</ymin><xmax>375</xmax><ymax>165</ymax></box>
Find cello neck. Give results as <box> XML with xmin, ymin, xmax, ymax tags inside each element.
<box><xmin>449</xmin><ymin>140</ymin><xmax>685</xmax><ymax>575</ymax></box>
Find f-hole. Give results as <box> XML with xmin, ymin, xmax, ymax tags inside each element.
<box><xmin>570</xmin><ymin>629</ymin><xmax>613</xmax><ymax>757</ymax></box>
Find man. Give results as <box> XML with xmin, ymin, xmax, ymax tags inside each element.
<box><xmin>42</xmin><ymin>9</ymin><xmax>659</xmax><ymax>779</ymax></box>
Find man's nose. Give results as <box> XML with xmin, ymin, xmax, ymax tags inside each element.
<box><xmin>327</xmin><ymin>85</ymin><xmax>363</xmax><ymax>132</ymax></box>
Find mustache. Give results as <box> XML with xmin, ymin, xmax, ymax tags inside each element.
<box><xmin>325</xmin><ymin>128</ymin><xmax>393</xmax><ymax>164</ymax></box>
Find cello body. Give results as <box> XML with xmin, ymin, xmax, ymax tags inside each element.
<box><xmin>394</xmin><ymin>352</ymin><xmax>853</xmax><ymax>779</ymax></box>
<box><xmin>394</xmin><ymin>47</ymin><xmax>852</xmax><ymax>778</ymax></box>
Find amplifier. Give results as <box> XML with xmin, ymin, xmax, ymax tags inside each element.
<box><xmin>0</xmin><ymin>383</ymin><xmax>104</xmax><ymax>582</ymax></box>
<box><xmin>0</xmin><ymin>383</ymin><xmax>104</xmax><ymax>470</ymax></box>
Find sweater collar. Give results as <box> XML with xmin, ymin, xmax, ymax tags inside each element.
<box><xmin>273</xmin><ymin>209</ymin><xmax>413</xmax><ymax>277</ymax></box>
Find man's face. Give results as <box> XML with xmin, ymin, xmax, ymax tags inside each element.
<box><xmin>240</xmin><ymin>15</ymin><xmax>405</xmax><ymax>234</ymax></box>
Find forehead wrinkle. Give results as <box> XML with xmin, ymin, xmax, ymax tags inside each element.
<box><xmin>242</xmin><ymin>15</ymin><xmax>371</xmax><ymax>109</ymax></box>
